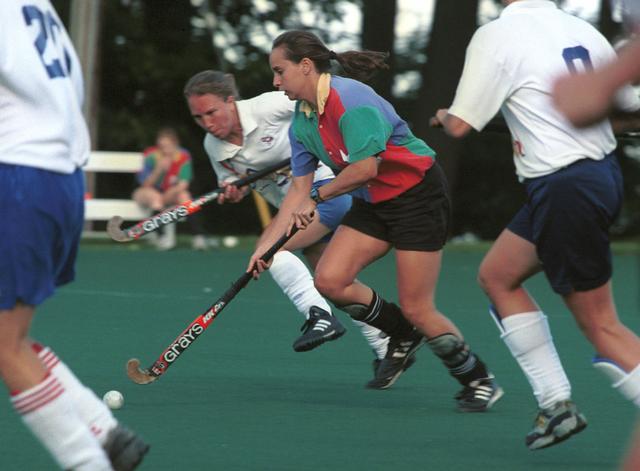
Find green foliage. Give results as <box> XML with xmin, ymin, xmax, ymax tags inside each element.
<box><xmin>53</xmin><ymin>0</ymin><xmax>640</xmax><ymax>237</ymax></box>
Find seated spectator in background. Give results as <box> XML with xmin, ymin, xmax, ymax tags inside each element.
<box><xmin>133</xmin><ymin>127</ymin><xmax>208</xmax><ymax>250</ymax></box>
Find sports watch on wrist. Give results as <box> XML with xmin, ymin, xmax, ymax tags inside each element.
<box><xmin>309</xmin><ymin>187</ymin><xmax>324</xmax><ymax>204</ymax></box>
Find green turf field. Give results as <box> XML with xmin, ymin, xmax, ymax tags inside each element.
<box><xmin>1</xmin><ymin>240</ymin><xmax>638</xmax><ymax>470</ymax></box>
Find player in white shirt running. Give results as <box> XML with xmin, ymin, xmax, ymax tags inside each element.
<box><xmin>430</xmin><ymin>0</ymin><xmax>640</xmax><ymax>451</ymax></box>
<box><xmin>183</xmin><ymin>70</ymin><xmax>415</xmax><ymax>385</ymax></box>
<box><xmin>0</xmin><ymin>1</ymin><xmax>148</xmax><ymax>469</ymax></box>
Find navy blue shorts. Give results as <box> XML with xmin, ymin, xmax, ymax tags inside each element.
<box><xmin>314</xmin><ymin>178</ymin><xmax>352</xmax><ymax>243</ymax></box>
<box><xmin>507</xmin><ymin>154</ymin><xmax>623</xmax><ymax>295</ymax></box>
<box><xmin>0</xmin><ymin>164</ymin><xmax>84</xmax><ymax>309</ymax></box>
<box><xmin>340</xmin><ymin>163</ymin><xmax>450</xmax><ymax>251</ymax></box>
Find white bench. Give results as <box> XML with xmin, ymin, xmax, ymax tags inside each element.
<box><xmin>84</xmin><ymin>151</ymin><xmax>150</xmax><ymax>225</ymax></box>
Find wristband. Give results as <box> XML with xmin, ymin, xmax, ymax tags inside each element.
<box><xmin>309</xmin><ymin>187</ymin><xmax>324</xmax><ymax>204</ymax></box>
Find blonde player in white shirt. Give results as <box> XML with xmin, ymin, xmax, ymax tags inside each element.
<box><xmin>183</xmin><ymin>70</ymin><xmax>415</xmax><ymax>385</ymax></box>
<box><xmin>430</xmin><ymin>0</ymin><xmax>640</xmax><ymax>451</ymax></box>
<box><xmin>0</xmin><ymin>1</ymin><xmax>148</xmax><ymax>470</ymax></box>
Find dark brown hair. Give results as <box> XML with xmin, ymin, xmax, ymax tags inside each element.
<box><xmin>183</xmin><ymin>70</ymin><xmax>239</xmax><ymax>99</ymax></box>
<box><xmin>272</xmin><ymin>30</ymin><xmax>389</xmax><ymax>83</ymax></box>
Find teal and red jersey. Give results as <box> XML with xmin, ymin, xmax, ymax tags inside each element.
<box><xmin>289</xmin><ymin>75</ymin><xmax>435</xmax><ymax>203</ymax></box>
<box><xmin>137</xmin><ymin>146</ymin><xmax>193</xmax><ymax>191</ymax></box>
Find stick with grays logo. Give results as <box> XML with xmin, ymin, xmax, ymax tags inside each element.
<box><xmin>126</xmin><ymin>225</ymin><xmax>301</xmax><ymax>384</ymax></box>
<box><xmin>107</xmin><ymin>158</ymin><xmax>291</xmax><ymax>242</ymax></box>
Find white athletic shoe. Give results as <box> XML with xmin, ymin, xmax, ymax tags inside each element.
<box><xmin>155</xmin><ymin>224</ymin><xmax>176</xmax><ymax>251</ymax></box>
<box><xmin>191</xmin><ymin>235</ymin><xmax>207</xmax><ymax>250</ymax></box>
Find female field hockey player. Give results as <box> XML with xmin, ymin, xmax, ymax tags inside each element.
<box><xmin>182</xmin><ymin>70</ymin><xmax>413</xmax><ymax>385</ymax></box>
<box><xmin>431</xmin><ymin>0</ymin><xmax>640</xmax><ymax>449</ymax></box>
<box><xmin>248</xmin><ymin>30</ymin><xmax>503</xmax><ymax>408</ymax></box>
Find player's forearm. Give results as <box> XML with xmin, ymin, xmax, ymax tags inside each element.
<box><xmin>315</xmin><ymin>157</ymin><xmax>379</xmax><ymax>200</ymax></box>
<box><xmin>174</xmin><ymin>180</ymin><xmax>189</xmax><ymax>192</ymax></box>
<box><xmin>609</xmin><ymin>39</ymin><xmax>640</xmax><ymax>89</ymax></box>
<box><xmin>142</xmin><ymin>166</ymin><xmax>163</xmax><ymax>186</ymax></box>
<box><xmin>440</xmin><ymin>112</ymin><xmax>473</xmax><ymax>138</ymax></box>
<box><xmin>257</xmin><ymin>176</ymin><xmax>311</xmax><ymax>246</ymax></box>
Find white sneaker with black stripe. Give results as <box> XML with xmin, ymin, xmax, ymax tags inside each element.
<box><xmin>455</xmin><ymin>375</ymin><xmax>504</xmax><ymax>412</ymax></box>
<box><xmin>293</xmin><ymin>306</ymin><xmax>346</xmax><ymax>352</ymax></box>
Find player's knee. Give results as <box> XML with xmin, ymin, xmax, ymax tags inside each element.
<box><xmin>313</xmin><ymin>272</ymin><xmax>342</xmax><ymax>301</ymax></box>
<box><xmin>477</xmin><ymin>262</ymin><xmax>517</xmax><ymax>297</ymax></box>
<box><xmin>400</xmin><ymin>301</ymin><xmax>436</xmax><ymax>326</ymax></box>
<box><xmin>477</xmin><ymin>262</ymin><xmax>496</xmax><ymax>294</ymax></box>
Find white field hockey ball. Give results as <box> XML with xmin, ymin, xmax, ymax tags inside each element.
<box><xmin>103</xmin><ymin>390</ymin><xmax>124</xmax><ymax>410</ymax></box>
<box><xmin>222</xmin><ymin>236</ymin><xmax>239</xmax><ymax>248</ymax></box>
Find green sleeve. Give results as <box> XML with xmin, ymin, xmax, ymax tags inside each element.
<box><xmin>178</xmin><ymin>160</ymin><xmax>192</xmax><ymax>182</ymax></box>
<box><xmin>339</xmin><ymin>106</ymin><xmax>392</xmax><ymax>162</ymax></box>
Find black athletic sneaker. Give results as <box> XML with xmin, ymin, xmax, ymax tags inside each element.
<box><xmin>366</xmin><ymin>328</ymin><xmax>425</xmax><ymax>389</ymax></box>
<box><xmin>525</xmin><ymin>400</ymin><xmax>587</xmax><ymax>450</ymax></box>
<box><xmin>103</xmin><ymin>425</ymin><xmax>150</xmax><ymax>471</ymax></box>
<box><xmin>454</xmin><ymin>375</ymin><xmax>504</xmax><ymax>412</ymax></box>
<box><xmin>293</xmin><ymin>306</ymin><xmax>346</xmax><ymax>352</ymax></box>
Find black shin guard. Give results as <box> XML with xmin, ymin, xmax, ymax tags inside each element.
<box><xmin>427</xmin><ymin>333</ymin><xmax>489</xmax><ymax>385</ymax></box>
<box><xmin>338</xmin><ymin>291</ymin><xmax>414</xmax><ymax>338</ymax></box>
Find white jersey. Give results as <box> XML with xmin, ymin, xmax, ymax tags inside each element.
<box><xmin>448</xmin><ymin>0</ymin><xmax>640</xmax><ymax>180</ymax></box>
<box><xmin>204</xmin><ymin>91</ymin><xmax>334</xmax><ymax>207</ymax></box>
<box><xmin>0</xmin><ymin>0</ymin><xmax>89</xmax><ymax>174</ymax></box>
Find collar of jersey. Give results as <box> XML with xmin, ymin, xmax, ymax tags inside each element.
<box><xmin>235</xmin><ymin>99</ymin><xmax>257</xmax><ymax>136</ymax></box>
<box><xmin>300</xmin><ymin>73</ymin><xmax>331</xmax><ymax>118</ymax></box>
<box><xmin>501</xmin><ymin>0</ymin><xmax>556</xmax><ymax>16</ymax></box>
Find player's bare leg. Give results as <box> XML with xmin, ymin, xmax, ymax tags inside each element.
<box><xmin>300</xmin><ymin>237</ymin><xmax>389</xmax><ymax>361</ymax></box>
<box><xmin>565</xmin><ymin>283</ymin><xmax>640</xmax><ymax>407</ymax></box>
<box><xmin>479</xmin><ymin>229</ymin><xmax>585</xmax><ymax>448</ymax></box>
<box><xmin>0</xmin><ymin>303</ymin><xmax>113</xmax><ymax>470</ymax></box>
<box><xmin>316</xmin><ymin>226</ymin><xmax>502</xmax><ymax>405</ymax></box>
<box><xmin>396</xmin><ymin>249</ymin><xmax>502</xmax><ymax>410</ymax></box>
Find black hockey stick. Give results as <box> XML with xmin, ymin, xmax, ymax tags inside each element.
<box><xmin>126</xmin><ymin>225</ymin><xmax>300</xmax><ymax>384</ymax></box>
<box><xmin>107</xmin><ymin>158</ymin><xmax>291</xmax><ymax>242</ymax></box>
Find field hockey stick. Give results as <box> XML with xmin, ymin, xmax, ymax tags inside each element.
<box><xmin>107</xmin><ymin>158</ymin><xmax>291</xmax><ymax>242</ymax></box>
<box><xmin>126</xmin><ymin>225</ymin><xmax>300</xmax><ymax>384</ymax></box>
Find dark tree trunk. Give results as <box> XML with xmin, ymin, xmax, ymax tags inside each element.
<box><xmin>411</xmin><ymin>0</ymin><xmax>479</xmax><ymax>231</ymax></box>
<box><xmin>599</xmin><ymin>0</ymin><xmax>622</xmax><ymax>41</ymax></box>
<box><xmin>361</xmin><ymin>0</ymin><xmax>397</xmax><ymax>100</ymax></box>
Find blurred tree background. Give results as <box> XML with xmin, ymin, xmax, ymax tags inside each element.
<box><xmin>51</xmin><ymin>0</ymin><xmax>640</xmax><ymax>239</ymax></box>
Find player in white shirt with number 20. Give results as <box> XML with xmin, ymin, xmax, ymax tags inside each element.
<box><xmin>0</xmin><ymin>1</ymin><xmax>148</xmax><ymax>469</ymax></box>
<box><xmin>431</xmin><ymin>0</ymin><xmax>640</xmax><ymax>451</ymax></box>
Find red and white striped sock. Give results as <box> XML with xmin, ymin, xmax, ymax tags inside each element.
<box><xmin>11</xmin><ymin>373</ymin><xmax>112</xmax><ymax>471</ymax></box>
<box><xmin>33</xmin><ymin>343</ymin><xmax>117</xmax><ymax>444</ymax></box>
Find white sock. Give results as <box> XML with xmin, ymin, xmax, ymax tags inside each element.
<box><xmin>269</xmin><ymin>250</ymin><xmax>332</xmax><ymax>318</ymax></box>
<box><xmin>11</xmin><ymin>374</ymin><xmax>112</xmax><ymax>471</ymax></box>
<box><xmin>37</xmin><ymin>345</ymin><xmax>117</xmax><ymax>444</ymax></box>
<box><xmin>495</xmin><ymin>309</ymin><xmax>571</xmax><ymax>409</ymax></box>
<box><xmin>594</xmin><ymin>359</ymin><xmax>640</xmax><ymax>407</ymax></box>
<box><xmin>351</xmin><ymin>319</ymin><xmax>389</xmax><ymax>359</ymax></box>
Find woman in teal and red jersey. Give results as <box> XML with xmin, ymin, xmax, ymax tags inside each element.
<box><xmin>249</xmin><ymin>30</ymin><xmax>502</xmax><ymax>410</ymax></box>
